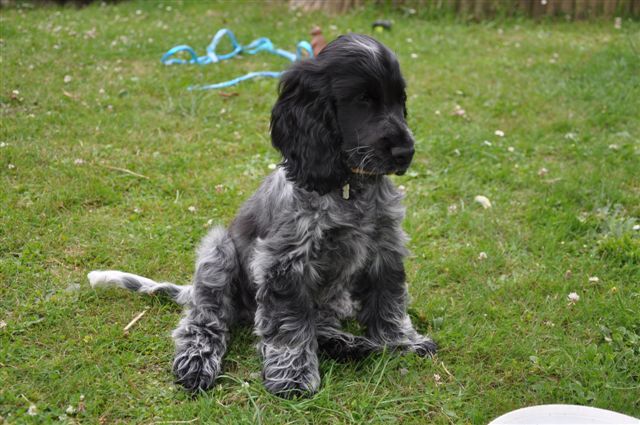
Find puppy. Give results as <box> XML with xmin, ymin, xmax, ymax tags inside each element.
<box><xmin>89</xmin><ymin>34</ymin><xmax>436</xmax><ymax>398</ymax></box>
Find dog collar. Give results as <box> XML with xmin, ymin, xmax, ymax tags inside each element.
<box><xmin>350</xmin><ymin>167</ymin><xmax>379</xmax><ymax>176</ymax></box>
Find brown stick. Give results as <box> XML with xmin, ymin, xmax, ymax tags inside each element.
<box><xmin>123</xmin><ymin>310</ymin><xmax>147</xmax><ymax>333</ymax></box>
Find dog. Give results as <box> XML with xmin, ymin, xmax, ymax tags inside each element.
<box><xmin>88</xmin><ymin>33</ymin><xmax>436</xmax><ymax>398</ymax></box>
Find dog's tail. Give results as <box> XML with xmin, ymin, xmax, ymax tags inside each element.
<box><xmin>87</xmin><ymin>270</ymin><xmax>193</xmax><ymax>306</ymax></box>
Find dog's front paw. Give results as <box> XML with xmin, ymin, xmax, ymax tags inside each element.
<box><xmin>410</xmin><ymin>336</ymin><xmax>437</xmax><ymax>357</ymax></box>
<box><xmin>261</xmin><ymin>343</ymin><xmax>320</xmax><ymax>398</ymax></box>
<box><xmin>172</xmin><ymin>345</ymin><xmax>222</xmax><ymax>392</ymax></box>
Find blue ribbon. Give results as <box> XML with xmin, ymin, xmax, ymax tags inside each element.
<box><xmin>161</xmin><ymin>29</ymin><xmax>313</xmax><ymax>90</ymax></box>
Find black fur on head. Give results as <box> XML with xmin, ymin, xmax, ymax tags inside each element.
<box><xmin>271</xmin><ymin>33</ymin><xmax>415</xmax><ymax>195</ymax></box>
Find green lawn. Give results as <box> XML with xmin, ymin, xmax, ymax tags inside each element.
<box><xmin>1</xmin><ymin>1</ymin><xmax>639</xmax><ymax>423</ymax></box>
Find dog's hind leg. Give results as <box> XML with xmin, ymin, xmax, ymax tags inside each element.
<box><xmin>171</xmin><ymin>226</ymin><xmax>239</xmax><ymax>392</ymax></box>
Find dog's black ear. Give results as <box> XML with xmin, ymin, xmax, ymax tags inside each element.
<box><xmin>270</xmin><ymin>61</ymin><xmax>346</xmax><ymax>195</ymax></box>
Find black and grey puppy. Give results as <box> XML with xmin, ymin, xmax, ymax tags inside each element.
<box><xmin>89</xmin><ymin>34</ymin><xmax>436</xmax><ymax>398</ymax></box>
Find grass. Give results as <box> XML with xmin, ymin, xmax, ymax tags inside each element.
<box><xmin>1</xmin><ymin>1</ymin><xmax>639</xmax><ymax>423</ymax></box>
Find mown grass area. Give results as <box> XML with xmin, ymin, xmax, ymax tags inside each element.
<box><xmin>1</xmin><ymin>1</ymin><xmax>639</xmax><ymax>423</ymax></box>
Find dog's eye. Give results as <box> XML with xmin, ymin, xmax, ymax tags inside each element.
<box><xmin>356</xmin><ymin>93</ymin><xmax>373</xmax><ymax>104</ymax></box>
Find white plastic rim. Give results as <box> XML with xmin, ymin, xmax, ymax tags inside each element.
<box><xmin>488</xmin><ymin>404</ymin><xmax>639</xmax><ymax>425</ymax></box>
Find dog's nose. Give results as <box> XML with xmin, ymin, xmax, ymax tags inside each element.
<box><xmin>391</xmin><ymin>146</ymin><xmax>415</xmax><ymax>165</ymax></box>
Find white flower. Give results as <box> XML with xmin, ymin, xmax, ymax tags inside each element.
<box><xmin>483</xmin><ymin>140</ymin><xmax>492</xmax><ymax>147</ymax></box>
<box><xmin>268</xmin><ymin>163</ymin><xmax>277</xmax><ymax>170</ymax></box>
<box><xmin>0</xmin><ymin>142</ymin><xmax>8</xmax><ymax>148</ymax></box>
<box><xmin>187</xmin><ymin>206</ymin><xmax>196</xmax><ymax>213</ymax></box>
<box><xmin>64</xmin><ymin>75</ymin><xmax>72</xmax><ymax>84</ymax></box>
<box><xmin>567</xmin><ymin>292</ymin><xmax>580</xmax><ymax>303</ymax></box>
<box><xmin>447</xmin><ymin>204</ymin><xmax>458</xmax><ymax>214</ymax></box>
<box><xmin>398</xmin><ymin>185</ymin><xmax>406</xmax><ymax>192</ymax></box>
<box><xmin>474</xmin><ymin>195</ymin><xmax>492</xmax><ymax>209</ymax></box>
<box><xmin>74</xmin><ymin>158</ymin><xmax>85</xmax><ymax>165</ymax></box>
<box><xmin>614</xmin><ymin>17</ymin><xmax>622</xmax><ymax>30</ymax></box>
<box><xmin>27</xmin><ymin>404</ymin><xmax>38</xmax><ymax>416</ymax></box>
<box><xmin>495</xmin><ymin>130</ymin><xmax>505</xmax><ymax>137</ymax></box>
<box><xmin>477</xmin><ymin>252</ymin><xmax>488</xmax><ymax>260</ymax></box>
<box><xmin>133</xmin><ymin>207</ymin><xmax>141</xmax><ymax>214</ymax></box>
<box><xmin>633</xmin><ymin>224</ymin><xmax>640</xmax><ymax>231</ymax></box>
<box><xmin>608</xmin><ymin>144</ymin><xmax>620</xmax><ymax>150</ymax></box>
<box><xmin>537</xmin><ymin>167</ymin><xmax>549</xmax><ymax>176</ymax></box>
<box><xmin>410</xmin><ymin>53</ymin><xmax>418</xmax><ymax>59</ymax></box>
<box><xmin>7</xmin><ymin>164</ymin><xmax>15</xmax><ymax>169</ymax></box>
<box><xmin>433</xmin><ymin>373</ymin><xmax>442</xmax><ymax>384</ymax></box>
<box><xmin>588</xmin><ymin>276</ymin><xmax>600</xmax><ymax>283</ymax></box>
<box><xmin>507</xmin><ymin>146</ymin><xmax>515</xmax><ymax>152</ymax></box>
<box><xmin>452</xmin><ymin>104</ymin><xmax>466</xmax><ymax>116</ymax></box>
<box><xmin>65</xmin><ymin>405</ymin><xmax>76</xmax><ymax>415</ymax></box>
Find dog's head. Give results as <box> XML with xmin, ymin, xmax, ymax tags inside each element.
<box><xmin>271</xmin><ymin>34</ymin><xmax>415</xmax><ymax>194</ymax></box>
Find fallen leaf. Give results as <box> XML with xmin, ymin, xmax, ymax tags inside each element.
<box><xmin>474</xmin><ymin>195</ymin><xmax>492</xmax><ymax>209</ymax></box>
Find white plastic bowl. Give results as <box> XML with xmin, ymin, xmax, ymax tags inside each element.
<box><xmin>488</xmin><ymin>404</ymin><xmax>639</xmax><ymax>424</ymax></box>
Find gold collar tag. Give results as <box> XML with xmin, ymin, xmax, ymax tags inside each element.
<box><xmin>342</xmin><ymin>183</ymin><xmax>350</xmax><ymax>200</ymax></box>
